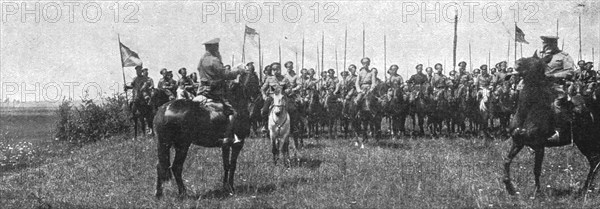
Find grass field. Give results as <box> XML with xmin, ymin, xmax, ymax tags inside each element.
<box><xmin>1</xmin><ymin>129</ymin><xmax>599</xmax><ymax>208</ymax></box>
<box><xmin>0</xmin><ymin>111</ymin><xmax>76</xmax><ymax>176</ymax></box>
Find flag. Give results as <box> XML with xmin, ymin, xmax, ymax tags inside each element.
<box><xmin>515</xmin><ymin>25</ymin><xmax>529</xmax><ymax>44</ymax></box>
<box><xmin>119</xmin><ymin>42</ymin><xmax>142</xmax><ymax>67</ymax></box>
<box><xmin>245</xmin><ymin>25</ymin><xmax>259</xmax><ymax>46</ymax></box>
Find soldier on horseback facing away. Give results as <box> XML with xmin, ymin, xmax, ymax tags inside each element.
<box><xmin>196</xmin><ymin>38</ymin><xmax>247</xmax><ymax>144</ymax></box>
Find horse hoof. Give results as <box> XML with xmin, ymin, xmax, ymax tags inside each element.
<box><xmin>155</xmin><ymin>191</ymin><xmax>163</xmax><ymax>198</ymax></box>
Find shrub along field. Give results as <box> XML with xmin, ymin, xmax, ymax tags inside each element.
<box><xmin>1</xmin><ymin>133</ymin><xmax>599</xmax><ymax>208</ymax></box>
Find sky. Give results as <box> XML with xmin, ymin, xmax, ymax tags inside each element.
<box><xmin>1</xmin><ymin>0</ymin><xmax>599</xmax><ymax>102</ymax></box>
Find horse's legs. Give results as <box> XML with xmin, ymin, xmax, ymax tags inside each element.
<box><xmin>533</xmin><ymin>147</ymin><xmax>545</xmax><ymax>196</ymax></box>
<box><xmin>271</xmin><ymin>135</ymin><xmax>279</xmax><ymax>165</ymax></box>
<box><xmin>503</xmin><ymin>142</ymin><xmax>524</xmax><ymax>195</ymax></box>
<box><xmin>133</xmin><ymin>116</ymin><xmax>138</xmax><ymax>139</ymax></box>
<box><xmin>172</xmin><ymin>143</ymin><xmax>190</xmax><ymax>196</ymax></box>
<box><xmin>155</xmin><ymin>141</ymin><xmax>172</xmax><ymax>198</ymax></box>
<box><xmin>221</xmin><ymin>144</ymin><xmax>232</xmax><ymax>192</ymax></box>
<box><xmin>227</xmin><ymin>141</ymin><xmax>244</xmax><ymax>194</ymax></box>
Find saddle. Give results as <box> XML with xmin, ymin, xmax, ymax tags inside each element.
<box><xmin>192</xmin><ymin>95</ymin><xmax>226</xmax><ymax>121</ymax></box>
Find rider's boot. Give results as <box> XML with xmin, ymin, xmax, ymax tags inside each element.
<box><xmin>547</xmin><ymin>96</ymin><xmax>572</xmax><ymax>144</ymax></box>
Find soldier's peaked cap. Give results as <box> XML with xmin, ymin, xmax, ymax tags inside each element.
<box><xmin>203</xmin><ymin>38</ymin><xmax>220</xmax><ymax>45</ymax></box>
<box><xmin>540</xmin><ymin>36</ymin><xmax>559</xmax><ymax>43</ymax></box>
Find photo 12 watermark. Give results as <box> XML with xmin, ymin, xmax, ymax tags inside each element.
<box><xmin>1</xmin><ymin>1</ymin><xmax>139</xmax><ymax>23</ymax></box>
<box><xmin>0</xmin><ymin>82</ymin><xmax>123</xmax><ymax>102</ymax></box>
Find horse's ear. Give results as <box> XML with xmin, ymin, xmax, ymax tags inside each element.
<box><xmin>532</xmin><ymin>50</ymin><xmax>539</xmax><ymax>58</ymax></box>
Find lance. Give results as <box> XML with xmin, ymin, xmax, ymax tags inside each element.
<box><xmin>302</xmin><ymin>34</ymin><xmax>305</xmax><ymax>70</ymax></box>
<box><xmin>506</xmin><ymin>39</ymin><xmax>510</xmax><ymax>63</ymax></box>
<box><xmin>258</xmin><ymin>34</ymin><xmax>262</xmax><ymax>83</ymax></box>
<box><xmin>593</xmin><ymin>48</ymin><xmax>595</xmax><ymax>63</ymax></box>
<box><xmin>362</xmin><ymin>23</ymin><xmax>365</xmax><ymax>58</ymax></box>
<box><xmin>321</xmin><ymin>31</ymin><xmax>325</xmax><ymax>74</ymax></box>
<box><xmin>579</xmin><ymin>15</ymin><xmax>582</xmax><ymax>60</ymax></box>
<box><xmin>242</xmin><ymin>26</ymin><xmax>247</xmax><ymax>63</ymax></box>
<box><xmin>316</xmin><ymin>44</ymin><xmax>320</xmax><ymax>74</ymax></box>
<box><xmin>344</xmin><ymin>26</ymin><xmax>348</xmax><ymax>70</ymax></box>
<box><xmin>231</xmin><ymin>53</ymin><xmax>234</xmax><ymax>67</ymax></box>
<box><xmin>278</xmin><ymin>41</ymin><xmax>282</xmax><ymax>66</ymax></box>
<box><xmin>335</xmin><ymin>44</ymin><xmax>339</xmax><ymax>73</ymax></box>
<box><xmin>384</xmin><ymin>33</ymin><xmax>387</xmax><ymax>81</ymax></box>
<box><xmin>468</xmin><ymin>41</ymin><xmax>472</xmax><ymax>71</ymax></box>
<box><xmin>488</xmin><ymin>50</ymin><xmax>491</xmax><ymax>67</ymax></box>
<box><xmin>452</xmin><ymin>11</ymin><xmax>458</xmax><ymax>72</ymax></box>
<box><xmin>556</xmin><ymin>19</ymin><xmax>559</xmax><ymax>37</ymax></box>
<box><xmin>514</xmin><ymin>22</ymin><xmax>517</xmax><ymax>62</ymax></box>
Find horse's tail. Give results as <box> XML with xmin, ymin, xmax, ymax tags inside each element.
<box><xmin>479</xmin><ymin>88</ymin><xmax>490</xmax><ymax>112</ymax></box>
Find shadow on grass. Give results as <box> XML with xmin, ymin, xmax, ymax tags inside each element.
<box><xmin>291</xmin><ymin>157</ymin><xmax>323</xmax><ymax>170</ymax></box>
<box><xmin>374</xmin><ymin>141</ymin><xmax>412</xmax><ymax>150</ymax></box>
<box><xmin>548</xmin><ymin>187</ymin><xmax>576</xmax><ymax>198</ymax></box>
<box><xmin>301</xmin><ymin>143</ymin><xmax>326</xmax><ymax>150</ymax></box>
<box><xmin>200</xmin><ymin>177</ymin><xmax>311</xmax><ymax>200</ymax></box>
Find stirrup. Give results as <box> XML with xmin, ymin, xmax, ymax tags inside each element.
<box><xmin>547</xmin><ymin>131</ymin><xmax>560</xmax><ymax>143</ymax></box>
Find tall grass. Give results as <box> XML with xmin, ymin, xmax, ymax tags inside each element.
<box><xmin>54</xmin><ymin>94</ymin><xmax>131</xmax><ymax>144</ymax></box>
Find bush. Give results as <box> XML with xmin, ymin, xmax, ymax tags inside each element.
<box><xmin>54</xmin><ymin>94</ymin><xmax>131</xmax><ymax>144</ymax></box>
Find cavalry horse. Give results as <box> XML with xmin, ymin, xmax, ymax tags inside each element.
<box><xmin>503</xmin><ymin>52</ymin><xmax>600</xmax><ymax>196</ymax></box>
<box><xmin>131</xmin><ymin>89</ymin><xmax>159</xmax><ymax>139</ymax></box>
<box><xmin>408</xmin><ymin>84</ymin><xmax>430</xmax><ymax>135</ymax></box>
<box><xmin>153</xmin><ymin>80</ymin><xmax>252</xmax><ymax>198</ymax></box>
<box><xmin>306</xmin><ymin>88</ymin><xmax>325</xmax><ymax>139</ymax></box>
<box><xmin>428</xmin><ymin>88</ymin><xmax>451</xmax><ymax>136</ymax></box>
<box><xmin>323</xmin><ymin>92</ymin><xmax>343</xmax><ymax>139</ymax></box>
<box><xmin>381</xmin><ymin>83</ymin><xmax>409</xmax><ymax>137</ymax></box>
<box><xmin>268</xmin><ymin>89</ymin><xmax>297</xmax><ymax>166</ymax></box>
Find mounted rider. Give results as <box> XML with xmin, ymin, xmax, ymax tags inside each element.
<box><xmin>387</xmin><ymin>65</ymin><xmax>404</xmax><ymax>90</ymax></box>
<box><xmin>325</xmin><ymin>69</ymin><xmax>339</xmax><ymax>96</ymax></box>
<box><xmin>261</xmin><ymin>62</ymin><xmax>292</xmax><ymax>121</ymax></box>
<box><xmin>431</xmin><ymin>63</ymin><xmax>451</xmax><ymax>99</ymax></box>
<box><xmin>354</xmin><ymin>58</ymin><xmax>377</xmax><ymax>111</ymax></box>
<box><xmin>196</xmin><ymin>38</ymin><xmax>247</xmax><ymax>144</ymax></box>
<box><xmin>512</xmin><ymin>35</ymin><xmax>576</xmax><ymax>143</ymax></box>
<box><xmin>176</xmin><ymin>67</ymin><xmax>195</xmax><ymax>99</ymax></box>
<box><xmin>343</xmin><ymin>64</ymin><xmax>359</xmax><ymax>100</ymax></box>
<box><xmin>157</xmin><ymin>68</ymin><xmax>177</xmax><ymax>100</ymax></box>
<box><xmin>124</xmin><ymin>66</ymin><xmax>154</xmax><ymax>109</ymax></box>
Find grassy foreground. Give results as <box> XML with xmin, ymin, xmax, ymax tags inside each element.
<box><xmin>1</xmin><ymin>134</ymin><xmax>598</xmax><ymax>208</ymax></box>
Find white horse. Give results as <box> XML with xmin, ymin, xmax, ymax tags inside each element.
<box><xmin>268</xmin><ymin>90</ymin><xmax>298</xmax><ymax>166</ymax></box>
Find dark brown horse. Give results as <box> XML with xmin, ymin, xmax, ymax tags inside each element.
<box><xmin>153</xmin><ymin>81</ymin><xmax>252</xmax><ymax>198</ymax></box>
<box><xmin>408</xmin><ymin>84</ymin><xmax>430</xmax><ymax>135</ymax></box>
<box><xmin>306</xmin><ymin>89</ymin><xmax>325</xmax><ymax>139</ymax></box>
<box><xmin>381</xmin><ymin>83</ymin><xmax>409</xmax><ymax>137</ymax></box>
<box><xmin>503</xmin><ymin>53</ymin><xmax>600</xmax><ymax>196</ymax></box>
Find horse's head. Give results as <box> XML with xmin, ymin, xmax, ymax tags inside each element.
<box><xmin>271</xmin><ymin>92</ymin><xmax>286</xmax><ymax>116</ymax></box>
<box><xmin>509</xmin><ymin>51</ymin><xmax>547</xmax><ymax>82</ymax></box>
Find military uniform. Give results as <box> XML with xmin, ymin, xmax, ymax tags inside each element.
<box><xmin>177</xmin><ymin>76</ymin><xmax>195</xmax><ymax>99</ymax></box>
<box><xmin>456</xmin><ymin>71</ymin><xmax>472</xmax><ymax>87</ymax></box>
<box><xmin>474</xmin><ymin>73</ymin><xmax>494</xmax><ymax>89</ymax></box>
<box><xmin>261</xmin><ymin>75</ymin><xmax>291</xmax><ymax>115</ymax></box>
<box><xmin>325</xmin><ymin>76</ymin><xmax>339</xmax><ymax>95</ymax></box>
<box><xmin>354</xmin><ymin>68</ymin><xmax>375</xmax><ymax>104</ymax></box>
<box><xmin>344</xmin><ymin>74</ymin><xmax>358</xmax><ymax>99</ymax></box>
<box><xmin>407</xmin><ymin>73</ymin><xmax>428</xmax><ymax>85</ymax></box>
<box><xmin>158</xmin><ymin>77</ymin><xmax>177</xmax><ymax>100</ymax></box>
<box><xmin>197</xmin><ymin>50</ymin><xmax>242</xmax><ymax>118</ymax></box>
<box><xmin>387</xmin><ymin>74</ymin><xmax>404</xmax><ymax>89</ymax></box>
